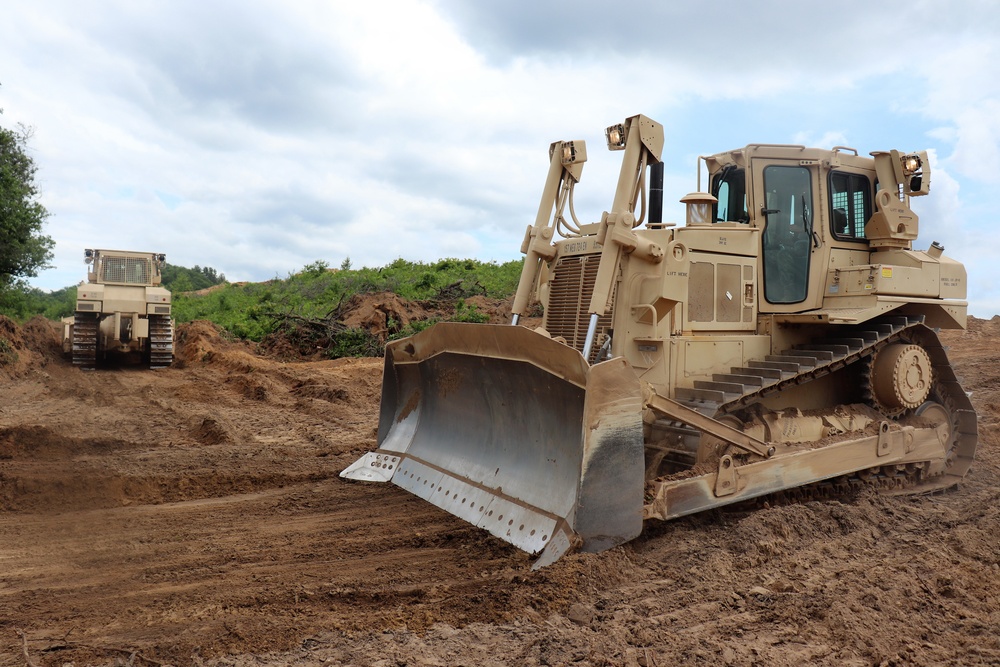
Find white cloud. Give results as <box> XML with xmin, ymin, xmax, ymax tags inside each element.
<box><xmin>947</xmin><ymin>102</ymin><xmax>1000</xmax><ymax>180</ymax></box>
<box><xmin>791</xmin><ymin>130</ymin><xmax>851</xmax><ymax>150</ymax></box>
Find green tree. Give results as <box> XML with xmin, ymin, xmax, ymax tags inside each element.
<box><xmin>160</xmin><ymin>262</ymin><xmax>226</xmax><ymax>293</ymax></box>
<box><xmin>0</xmin><ymin>105</ymin><xmax>54</xmax><ymax>287</ymax></box>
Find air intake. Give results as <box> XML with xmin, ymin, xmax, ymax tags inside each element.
<box><xmin>544</xmin><ymin>253</ymin><xmax>615</xmax><ymax>363</ymax></box>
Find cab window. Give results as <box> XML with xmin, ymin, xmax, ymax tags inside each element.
<box><xmin>829</xmin><ymin>172</ymin><xmax>872</xmax><ymax>240</ymax></box>
<box><xmin>711</xmin><ymin>166</ymin><xmax>748</xmax><ymax>223</ymax></box>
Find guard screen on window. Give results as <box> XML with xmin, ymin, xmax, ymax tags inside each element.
<box><xmin>830</xmin><ymin>172</ymin><xmax>872</xmax><ymax>240</ymax></box>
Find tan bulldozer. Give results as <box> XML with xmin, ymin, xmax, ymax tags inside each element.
<box><xmin>62</xmin><ymin>248</ymin><xmax>174</xmax><ymax>369</ymax></box>
<box><xmin>343</xmin><ymin>114</ymin><xmax>976</xmax><ymax>567</ymax></box>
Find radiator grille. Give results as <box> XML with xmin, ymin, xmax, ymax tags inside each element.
<box><xmin>101</xmin><ymin>256</ymin><xmax>150</xmax><ymax>285</ymax></box>
<box><xmin>544</xmin><ymin>254</ymin><xmax>615</xmax><ymax>363</ymax></box>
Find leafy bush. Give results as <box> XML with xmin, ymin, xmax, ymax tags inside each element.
<box><xmin>327</xmin><ymin>328</ymin><xmax>383</xmax><ymax>358</ymax></box>
<box><xmin>453</xmin><ymin>299</ymin><xmax>489</xmax><ymax>323</ymax></box>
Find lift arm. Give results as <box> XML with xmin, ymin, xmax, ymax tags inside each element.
<box><xmin>583</xmin><ymin>115</ymin><xmax>665</xmax><ymax>358</ymax></box>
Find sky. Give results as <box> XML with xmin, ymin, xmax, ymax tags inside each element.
<box><xmin>1</xmin><ymin>0</ymin><xmax>998</xmax><ymax>316</ymax></box>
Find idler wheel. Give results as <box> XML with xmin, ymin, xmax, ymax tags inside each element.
<box><xmin>870</xmin><ymin>343</ymin><xmax>933</xmax><ymax>413</ymax></box>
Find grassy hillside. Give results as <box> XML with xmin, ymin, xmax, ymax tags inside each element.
<box><xmin>172</xmin><ymin>258</ymin><xmax>524</xmax><ymax>342</ymax></box>
<box><xmin>0</xmin><ymin>257</ymin><xmax>524</xmax><ymax>358</ymax></box>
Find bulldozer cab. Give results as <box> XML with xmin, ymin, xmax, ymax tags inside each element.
<box><xmin>706</xmin><ymin>145</ymin><xmax>928</xmax><ymax>315</ymax></box>
<box><xmin>88</xmin><ymin>249</ymin><xmax>164</xmax><ymax>287</ymax></box>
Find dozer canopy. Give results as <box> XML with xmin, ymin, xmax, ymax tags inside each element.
<box><xmin>341</xmin><ymin>322</ymin><xmax>646</xmax><ymax>567</ymax></box>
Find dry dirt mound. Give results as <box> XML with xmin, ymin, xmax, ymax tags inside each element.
<box><xmin>20</xmin><ymin>316</ymin><xmax>63</xmax><ymax>359</ymax></box>
<box><xmin>340</xmin><ymin>291</ymin><xmax>437</xmax><ymax>335</ymax></box>
<box><xmin>0</xmin><ymin>315</ymin><xmax>48</xmax><ymax>379</ymax></box>
<box><xmin>0</xmin><ymin>315</ymin><xmax>34</xmax><ymax>378</ymax></box>
<box><xmin>175</xmin><ymin>319</ymin><xmax>264</xmax><ymax>371</ymax></box>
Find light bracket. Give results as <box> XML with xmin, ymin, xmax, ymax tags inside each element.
<box><xmin>606</xmin><ymin>123</ymin><xmax>626</xmax><ymax>150</ymax></box>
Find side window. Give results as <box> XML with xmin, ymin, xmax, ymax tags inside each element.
<box><xmin>829</xmin><ymin>172</ymin><xmax>872</xmax><ymax>240</ymax></box>
<box><xmin>711</xmin><ymin>167</ymin><xmax>748</xmax><ymax>223</ymax></box>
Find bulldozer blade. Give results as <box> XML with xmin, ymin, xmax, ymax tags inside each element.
<box><xmin>341</xmin><ymin>322</ymin><xmax>645</xmax><ymax>566</ymax></box>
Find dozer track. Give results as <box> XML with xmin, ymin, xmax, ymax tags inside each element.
<box><xmin>147</xmin><ymin>315</ymin><xmax>174</xmax><ymax>369</ymax></box>
<box><xmin>645</xmin><ymin>314</ymin><xmax>977</xmax><ymax>521</ymax></box>
<box><xmin>71</xmin><ymin>312</ymin><xmax>99</xmax><ymax>369</ymax></box>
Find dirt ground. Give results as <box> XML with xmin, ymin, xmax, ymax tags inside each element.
<box><xmin>0</xmin><ymin>306</ymin><xmax>998</xmax><ymax>667</ymax></box>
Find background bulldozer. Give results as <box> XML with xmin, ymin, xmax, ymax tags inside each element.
<box><xmin>62</xmin><ymin>248</ymin><xmax>174</xmax><ymax>369</ymax></box>
<box><xmin>344</xmin><ymin>114</ymin><xmax>977</xmax><ymax>567</ymax></box>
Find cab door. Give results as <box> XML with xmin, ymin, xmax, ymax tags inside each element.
<box><xmin>752</xmin><ymin>160</ymin><xmax>825</xmax><ymax>312</ymax></box>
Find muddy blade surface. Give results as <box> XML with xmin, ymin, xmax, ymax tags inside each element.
<box><xmin>359</xmin><ymin>323</ymin><xmax>645</xmax><ymax>563</ymax></box>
